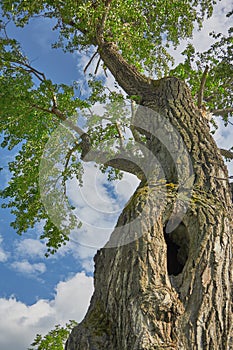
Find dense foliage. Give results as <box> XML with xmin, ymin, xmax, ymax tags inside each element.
<box><xmin>0</xmin><ymin>0</ymin><xmax>232</xmax><ymax>253</ymax></box>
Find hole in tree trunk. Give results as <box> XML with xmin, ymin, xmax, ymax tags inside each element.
<box><xmin>164</xmin><ymin>222</ymin><xmax>189</xmax><ymax>276</ymax></box>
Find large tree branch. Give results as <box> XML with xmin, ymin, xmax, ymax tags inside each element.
<box><xmin>81</xmin><ymin>147</ymin><xmax>145</xmax><ymax>179</ymax></box>
<box><xmin>32</xmin><ymin>103</ymin><xmax>86</xmax><ymax>137</ymax></box>
<box><xmin>33</xmin><ymin>102</ymin><xmax>142</xmax><ymax>178</ymax></box>
<box><xmin>98</xmin><ymin>42</ymin><xmax>152</xmax><ymax>98</ymax></box>
<box><xmin>58</xmin><ymin>2</ymin><xmax>152</xmax><ymax>99</ymax></box>
<box><xmin>32</xmin><ymin>102</ymin><xmax>143</xmax><ymax>178</ymax></box>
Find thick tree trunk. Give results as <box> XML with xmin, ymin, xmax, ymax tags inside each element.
<box><xmin>65</xmin><ymin>46</ymin><xmax>233</xmax><ymax>349</ymax></box>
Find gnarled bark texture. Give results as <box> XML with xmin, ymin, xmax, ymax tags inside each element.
<box><xmin>66</xmin><ymin>43</ymin><xmax>233</xmax><ymax>350</ymax></box>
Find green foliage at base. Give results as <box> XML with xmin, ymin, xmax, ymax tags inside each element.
<box><xmin>28</xmin><ymin>320</ymin><xmax>78</xmax><ymax>350</ymax></box>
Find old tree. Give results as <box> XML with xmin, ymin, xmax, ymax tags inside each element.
<box><xmin>0</xmin><ymin>0</ymin><xmax>233</xmax><ymax>349</ymax></box>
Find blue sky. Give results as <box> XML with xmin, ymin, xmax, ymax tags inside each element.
<box><xmin>0</xmin><ymin>2</ymin><xmax>233</xmax><ymax>349</ymax></box>
<box><xmin>0</xmin><ymin>16</ymin><xmax>90</xmax><ymax>298</ymax></box>
<box><xmin>0</xmin><ymin>15</ymin><xmax>139</xmax><ymax>349</ymax></box>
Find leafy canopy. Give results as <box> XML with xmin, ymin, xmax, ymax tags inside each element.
<box><xmin>0</xmin><ymin>0</ymin><xmax>232</xmax><ymax>253</ymax></box>
<box><xmin>1</xmin><ymin>0</ymin><xmax>219</xmax><ymax>73</ymax></box>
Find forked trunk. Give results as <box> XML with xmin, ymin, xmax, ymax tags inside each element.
<box><xmin>66</xmin><ymin>48</ymin><xmax>232</xmax><ymax>350</ymax></box>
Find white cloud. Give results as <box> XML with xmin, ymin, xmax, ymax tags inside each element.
<box><xmin>212</xmin><ymin>118</ymin><xmax>233</xmax><ymax>176</ymax></box>
<box><xmin>60</xmin><ymin>164</ymin><xmax>139</xmax><ymax>265</ymax></box>
<box><xmin>0</xmin><ymin>272</ymin><xmax>94</xmax><ymax>350</ymax></box>
<box><xmin>46</xmin><ymin>164</ymin><xmax>139</xmax><ymax>273</ymax></box>
<box><xmin>80</xmin><ymin>258</ymin><xmax>95</xmax><ymax>273</ymax></box>
<box><xmin>15</xmin><ymin>239</ymin><xmax>46</xmax><ymax>259</ymax></box>
<box><xmin>113</xmin><ymin>172</ymin><xmax>140</xmax><ymax>202</ymax></box>
<box><xmin>0</xmin><ymin>249</ymin><xmax>8</xmax><ymax>263</ymax></box>
<box><xmin>11</xmin><ymin>260</ymin><xmax>46</xmax><ymax>275</ymax></box>
<box><xmin>169</xmin><ymin>0</ymin><xmax>232</xmax><ymax>65</ymax></box>
<box><xmin>51</xmin><ymin>272</ymin><xmax>94</xmax><ymax>321</ymax></box>
<box><xmin>0</xmin><ymin>235</ymin><xmax>9</xmax><ymax>262</ymax></box>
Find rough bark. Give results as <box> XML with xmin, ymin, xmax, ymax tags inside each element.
<box><xmin>65</xmin><ymin>44</ymin><xmax>233</xmax><ymax>350</ymax></box>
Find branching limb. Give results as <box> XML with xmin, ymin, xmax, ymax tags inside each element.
<box><xmin>81</xmin><ymin>148</ymin><xmax>145</xmax><ymax>179</ymax></box>
<box><xmin>96</xmin><ymin>0</ymin><xmax>113</xmax><ymax>45</ymax></box>
<box><xmin>197</xmin><ymin>65</ymin><xmax>209</xmax><ymax>109</ymax></box>
<box><xmin>6</xmin><ymin>58</ymin><xmax>47</xmax><ymax>82</ymax></box>
<box><xmin>211</xmin><ymin>108</ymin><xmax>233</xmax><ymax>117</ymax></box>
<box><xmin>219</xmin><ymin>148</ymin><xmax>233</xmax><ymax>160</ymax></box>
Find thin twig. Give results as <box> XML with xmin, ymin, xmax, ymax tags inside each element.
<box><xmin>197</xmin><ymin>65</ymin><xmax>209</xmax><ymax>108</ymax></box>
<box><xmin>84</xmin><ymin>51</ymin><xmax>99</xmax><ymax>73</ymax></box>
<box><xmin>94</xmin><ymin>57</ymin><xmax>101</xmax><ymax>75</ymax></box>
<box><xmin>62</xmin><ymin>142</ymin><xmax>80</xmax><ymax>195</ymax></box>
<box><xmin>115</xmin><ymin>122</ymin><xmax>124</xmax><ymax>148</ymax></box>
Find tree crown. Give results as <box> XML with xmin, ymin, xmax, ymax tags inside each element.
<box><xmin>0</xmin><ymin>0</ymin><xmax>232</xmax><ymax>253</ymax></box>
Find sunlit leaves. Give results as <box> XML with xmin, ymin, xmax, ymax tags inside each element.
<box><xmin>1</xmin><ymin>0</ymin><xmax>219</xmax><ymax>75</ymax></box>
<box><xmin>0</xmin><ymin>35</ymin><xmax>86</xmax><ymax>252</ymax></box>
<box><xmin>170</xmin><ymin>27</ymin><xmax>233</xmax><ymax>123</ymax></box>
<box><xmin>28</xmin><ymin>320</ymin><xmax>78</xmax><ymax>350</ymax></box>
<box><xmin>0</xmin><ymin>0</ymin><xmax>232</xmax><ymax>253</ymax></box>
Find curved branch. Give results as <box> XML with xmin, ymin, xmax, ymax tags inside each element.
<box><xmin>59</xmin><ymin>3</ymin><xmax>151</xmax><ymax>98</ymax></box>
<box><xmin>81</xmin><ymin>148</ymin><xmax>145</xmax><ymax>179</ymax></box>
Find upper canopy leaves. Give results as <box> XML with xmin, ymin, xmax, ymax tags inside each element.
<box><xmin>1</xmin><ymin>0</ymin><xmax>219</xmax><ymax>74</ymax></box>
<box><xmin>0</xmin><ymin>0</ymin><xmax>232</xmax><ymax>252</ymax></box>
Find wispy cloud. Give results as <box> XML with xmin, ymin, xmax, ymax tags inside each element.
<box><xmin>11</xmin><ymin>260</ymin><xmax>46</xmax><ymax>275</ymax></box>
<box><xmin>15</xmin><ymin>239</ymin><xmax>47</xmax><ymax>259</ymax></box>
<box><xmin>0</xmin><ymin>235</ymin><xmax>9</xmax><ymax>263</ymax></box>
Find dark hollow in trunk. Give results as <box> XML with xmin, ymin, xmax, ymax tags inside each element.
<box><xmin>164</xmin><ymin>222</ymin><xmax>189</xmax><ymax>276</ymax></box>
